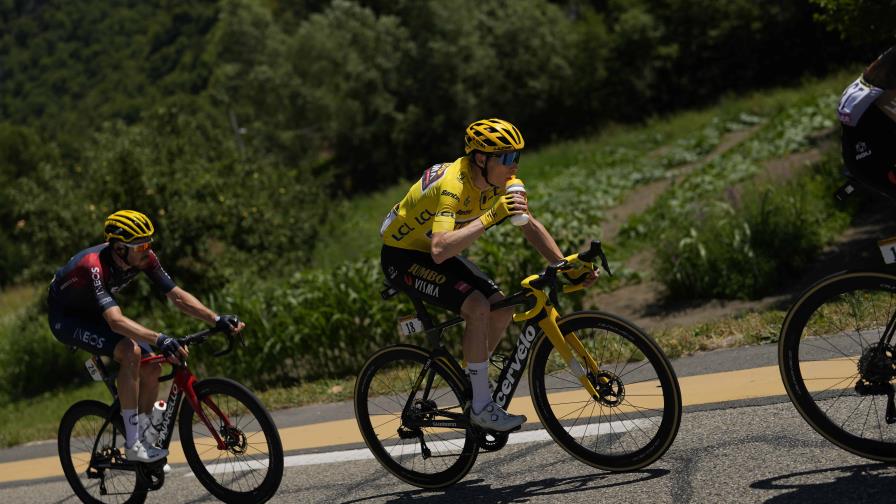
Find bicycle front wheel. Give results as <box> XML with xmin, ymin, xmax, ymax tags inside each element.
<box><xmin>58</xmin><ymin>400</ymin><xmax>146</xmax><ymax>504</ymax></box>
<box><xmin>529</xmin><ymin>311</ymin><xmax>682</xmax><ymax>471</ymax></box>
<box><xmin>354</xmin><ymin>345</ymin><xmax>478</xmax><ymax>489</ymax></box>
<box><xmin>779</xmin><ymin>271</ymin><xmax>896</xmax><ymax>462</ymax></box>
<box><xmin>178</xmin><ymin>378</ymin><xmax>284</xmax><ymax>503</ymax></box>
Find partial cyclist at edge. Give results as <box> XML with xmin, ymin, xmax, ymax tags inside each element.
<box><xmin>47</xmin><ymin>210</ymin><xmax>245</xmax><ymax>463</ymax></box>
<box><xmin>379</xmin><ymin>118</ymin><xmax>598</xmax><ymax>432</ymax></box>
<box><xmin>839</xmin><ymin>44</ymin><xmax>896</xmax><ymax>198</ymax></box>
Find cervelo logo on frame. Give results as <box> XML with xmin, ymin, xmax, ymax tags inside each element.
<box><xmin>495</xmin><ymin>324</ymin><xmax>538</xmax><ymax>407</ymax></box>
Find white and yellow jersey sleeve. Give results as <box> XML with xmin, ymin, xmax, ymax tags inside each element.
<box><xmin>381</xmin><ymin>156</ymin><xmax>502</xmax><ymax>253</ymax></box>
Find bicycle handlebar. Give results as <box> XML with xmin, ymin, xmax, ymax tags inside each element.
<box><xmin>578</xmin><ymin>240</ymin><xmax>612</xmax><ymax>277</ymax></box>
<box><xmin>519</xmin><ymin>240</ymin><xmax>613</xmax><ymax>314</ymax></box>
<box><xmin>178</xmin><ymin>323</ymin><xmax>245</xmax><ymax>358</ymax></box>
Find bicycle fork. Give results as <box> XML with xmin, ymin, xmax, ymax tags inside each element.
<box><xmin>537</xmin><ymin>308</ymin><xmax>602</xmax><ymax>400</ymax></box>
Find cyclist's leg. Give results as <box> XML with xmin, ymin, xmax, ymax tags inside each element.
<box><xmin>486</xmin><ymin>292</ymin><xmax>514</xmax><ymax>355</ymax></box>
<box><xmin>460</xmin><ymin>291</ymin><xmax>490</xmax><ymax>363</ymax></box>
<box><xmin>47</xmin><ymin>308</ymin><xmax>153</xmax><ymax>449</ymax></box>
<box><xmin>113</xmin><ymin>338</ymin><xmax>142</xmax><ymax>447</ymax></box>
<box><xmin>138</xmin><ymin>357</ymin><xmax>162</xmax><ymax>414</ymax></box>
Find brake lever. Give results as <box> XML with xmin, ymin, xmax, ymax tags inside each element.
<box><xmin>212</xmin><ymin>333</ymin><xmax>234</xmax><ymax>357</ymax></box>
<box><xmin>544</xmin><ymin>261</ymin><xmax>565</xmax><ymax>308</ymax></box>
<box><xmin>595</xmin><ymin>244</ymin><xmax>613</xmax><ymax>277</ymax></box>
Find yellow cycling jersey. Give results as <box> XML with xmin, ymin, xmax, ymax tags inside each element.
<box><xmin>381</xmin><ymin>156</ymin><xmax>502</xmax><ymax>252</ymax></box>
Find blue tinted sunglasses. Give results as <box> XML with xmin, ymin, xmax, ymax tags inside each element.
<box><xmin>493</xmin><ymin>151</ymin><xmax>521</xmax><ymax>166</ymax></box>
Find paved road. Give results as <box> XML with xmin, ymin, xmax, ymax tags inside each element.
<box><xmin>2</xmin><ymin>343</ymin><xmax>894</xmax><ymax>503</ymax></box>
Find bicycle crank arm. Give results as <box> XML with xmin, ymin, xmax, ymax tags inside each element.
<box><xmin>91</xmin><ymin>460</ymin><xmax>138</xmax><ymax>472</ymax></box>
<box><xmin>404</xmin><ymin>415</ymin><xmax>469</xmax><ymax>430</ymax></box>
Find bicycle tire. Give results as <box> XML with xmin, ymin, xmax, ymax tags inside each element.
<box><xmin>779</xmin><ymin>270</ymin><xmax>896</xmax><ymax>462</ymax></box>
<box><xmin>178</xmin><ymin>378</ymin><xmax>284</xmax><ymax>503</ymax></box>
<box><xmin>354</xmin><ymin>344</ymin><xmax>479</xmax><ymax>488</ymax></box>
<box><xmin>58</xmin><ymin>400</ymin><xmax>147</xmax><ymax>504</ymax></box>
<box><xmin>529</xmin><ymin>311</ymin><xmax>682</xmax><ymax>471</ymax></box>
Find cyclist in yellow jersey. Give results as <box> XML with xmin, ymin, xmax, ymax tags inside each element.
<box><xmin>380</xmin><ymin>118</ymin><xmax>598</xmax><ymax>431</ymax></box>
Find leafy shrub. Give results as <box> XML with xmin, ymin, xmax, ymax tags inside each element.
<box><xmin>655</xmin><ymin>149</ymin><xmax>851</xmax><ymax>299</ymax></box>
<box><xmin>0</xmin><ymin>304</ymin><xmax>85</xmax><ymax>399</ymax></box>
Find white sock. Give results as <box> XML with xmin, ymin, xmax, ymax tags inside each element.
<box><xmin>138</xmin><ymin>413</ymin><xmax>149</xmax><ymax>436</ymax></box>
<box><xmin>122</xmin><ymin>409</ymin><xmax>139</xmax><ymax>449</ymax></box>
<box><xmin>468</xmin><ymin>361</ymin><xmax>491</xmax><ymax>414</ymax></box>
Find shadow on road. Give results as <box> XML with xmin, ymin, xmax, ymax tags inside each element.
<box><xmin>751</xmin><ymin>462</ymin><xmax>896</xmax><ymax>503</ymax></box>
<box><xmin>341</xmin><ymin>468</ymin><xmax>670</xmax><ymax>503</ymax></box>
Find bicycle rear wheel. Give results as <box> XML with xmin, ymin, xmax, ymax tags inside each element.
<box><xmin>178</xmin><ymin>378</ymin><xmax>284</xmax><ymax>503</ymax></box>
<box><xmin>779</xmin><ymin>271</ymin><xmax>896</xmax><ymax>462</ymax></box>
<box><xmin>58</xmin><ymin>400</ymin><xmax>146</xmax><ymax>504</ymax></box>
<box><xmin>529</xmin><ymin>311</ymin><xmax>682</xmax><ymax>471</ymax></box>
<box><xmin>354</xmin><ymin>345</ymin><xmax>478</xmax><ymax>488</ymax></box>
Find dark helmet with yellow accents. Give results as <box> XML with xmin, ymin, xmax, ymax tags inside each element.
<box><xmin>464</xmin><ymin>118</ymin><xmax>525</xmax><ymax>154</ymax></box>
<box><xmin>104</xmin><ymin>210</ymin><xmax>154</xmax><ymax>243</ymax></box>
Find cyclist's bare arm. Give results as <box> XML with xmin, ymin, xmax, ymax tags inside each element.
<box><xmin>165</xmin><ymin>287</ymin><xmax>247</xmax><ymax>333</ymax></box>
<box><xmin>431</xmin><ymin>223</ymin><xmax>487</xmax><ymax>263</ymax></box>
<box><xmin>166</xmin><ymin>287</ymin><xmax>218</xmax><ymax>324</ymax></box>
<box><xmin>522</xmin><ymin>216</ymin><xmax>599</xmax><ymax>287</ymax></box>
<box><xmin>102</xmin><ymin>306</ymin><xmax>164</xmax><ymax>347</ymax></box>
<box><xmin>520</xmin><ymin>215</ymin><xmax>564</xmax><ymax>262</ymax></box>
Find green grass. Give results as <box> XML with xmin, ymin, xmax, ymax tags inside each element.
<box><xmin>0</xmin><ymin>381</ymin><xmax>109</xmax><ymax>448</ymax></box>
<box><xmin>0</xmin><ymin>284</ymin><xmax>39</xmax><ymax>323</ymax></box>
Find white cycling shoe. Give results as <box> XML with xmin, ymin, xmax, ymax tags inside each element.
<box><xmin>469</xmin><ymin>402</ymin><xmax>526</xmax><ymax>432</ymax></box>
<box><xmin>126</xmin><ymin>440</ymin><xmax>168</xmax><ymax>463</ymax></box>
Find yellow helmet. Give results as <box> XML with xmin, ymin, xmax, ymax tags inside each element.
<box><xmin>104</xmin><ymin>210</ymin><xmax>154</xmax><ymax>243</ymax></box>
<box><xmin>464</xmin><ymin>118</ymin><xmax>525</xmax><ymax>154</ymax></box>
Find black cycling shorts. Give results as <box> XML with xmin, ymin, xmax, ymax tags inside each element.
<box><xmin>48</xmin><ymin>300</ymin><xmax>152</xmax><ymax>358</ymax></box>
<box><xmin>842</xmin><ymin>105</ymin><xmax>896</xmax><ymax>200</ymax></box>
<box><xmin>380</xmin><ymin>245</ymin><xmax>502</xmax><ymax>313</ymax></box>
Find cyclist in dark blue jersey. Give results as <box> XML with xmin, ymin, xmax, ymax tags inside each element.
<box><xmin>47</xmin><ymin>210</ymin><xmax>245</xmax><ymax>463</ymax></box>
<box><xmin>839</xmin><ymin>45</ymin><xmax>896</xmax><ymax>198</ymax></box>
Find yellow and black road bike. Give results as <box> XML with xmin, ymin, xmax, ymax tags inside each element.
<box><xmin>354</xmin><ymin>241</ymin><xmax>682</xmax><ymax>488</ymax></box>
<box><xmin>779</xmin><ymin>179</ymin><xmax>896</xmax><ymax>463</ymax></box>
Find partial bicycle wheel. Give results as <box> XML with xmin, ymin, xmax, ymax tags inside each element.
<box><xmin>779</xmin><ymin>270</ymin><xmax>896</xmax><ymax>462</ymax></box>
<box><xmin>529</xmin><ymin>311</ymin><xmax>682</xmax><ymax>471</ymax></box>
<box><xmin>58</xmin><ymin>400</ymin><xmax>147</xmax><ymax>504</ymax></box>
<box><xmin>354</xmin><ymin>344</ymin><xmax>479</xmax><ymax>488</ymax></box>
<box><xmin>178</xmin><ymin>378</ymin><xmax>284</xmax><ymax>503</ymax></box>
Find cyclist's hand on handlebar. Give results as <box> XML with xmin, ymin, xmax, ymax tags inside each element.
<box><xmin>479</xmin><ymin>194</ymin><xmax>526</xmax><ymax>230</ymax></box>
<box><xmin>156</xmin><ymin>333</ymin><xmax>189</xmax><ymax>362</ymax></box>
<box><xmin>215</xmin><ymin>314</ymin><xmax>244</xmax><ymax>334</ymax></box>
<box><xmin>563</xmin><ymin>263</ymin><xmax>600</xmax><ymax>287</ymax></box>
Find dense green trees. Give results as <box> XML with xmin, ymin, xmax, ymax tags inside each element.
<box><xmin>0</xmin><ymin>0</ymin><xmax>872</xmax><ymax>287</ymax></box>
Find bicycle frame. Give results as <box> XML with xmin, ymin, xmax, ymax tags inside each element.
<box><xmin>88</xmin><ymin>351</ymin><xmax>236</xmax><ymax>457</ymax></box>
<box><xmin>393</xmin><ymin>243</ymin><xmax>609</xmax><ymax>428</ymax></box>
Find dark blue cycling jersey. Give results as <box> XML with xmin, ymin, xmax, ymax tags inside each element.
<box><xmin>48</xmin><ymin>243</ymin><xmax>176</xmax><ymax>314</ymax></box>
<box><xmin>47</xmin><ymin>243</ymin><xmax>175</xmax><ymax>356</ymax></box>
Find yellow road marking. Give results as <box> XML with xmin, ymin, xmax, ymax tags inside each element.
<box><xmin>0</xmin><ymin>360</ymin><xmax>857</xmax><ymax>483</ymax></box>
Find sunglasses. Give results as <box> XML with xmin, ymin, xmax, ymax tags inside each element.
<box><xmin>125</xmin><ymin>241</ymin><xmax>152</xmax><ymax>252</ymax></box>
<box><xmin>493</xmin><ymin>151</ymin><xmax>521</xmax><ymax>166</ymax></box>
